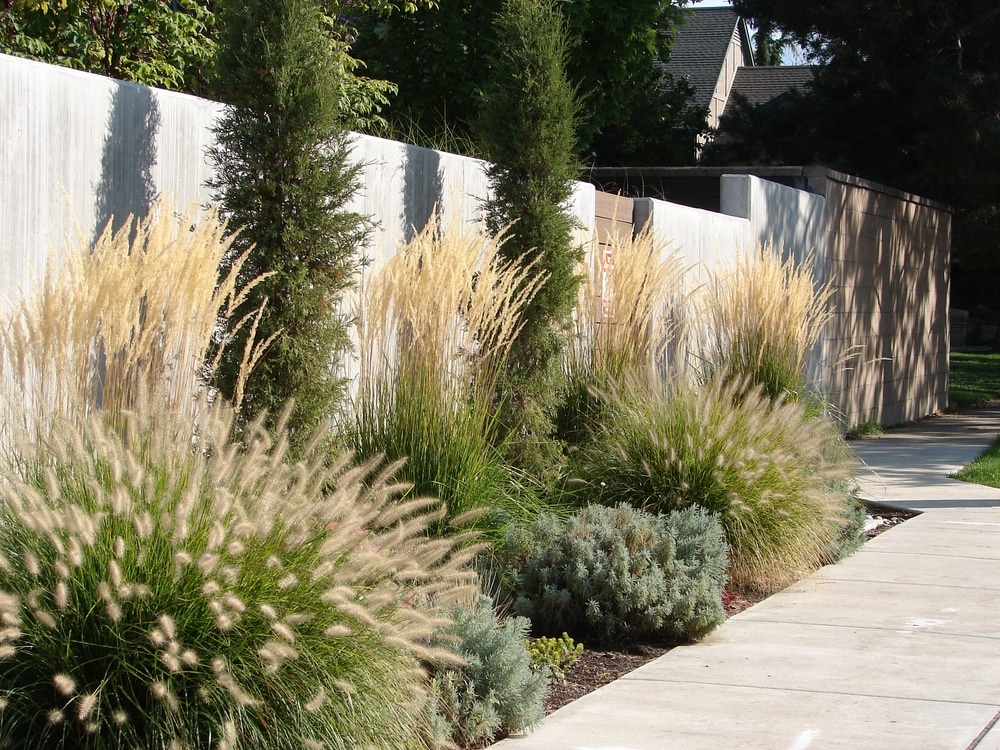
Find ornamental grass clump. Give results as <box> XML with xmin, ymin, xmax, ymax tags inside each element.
<box><xmin>0</xmin><ymin>403</ymin><xmax>478</xmax><ymax>749</ymax></box>
<box><xmin>559</xmin><ymin>225</ymin><xmax>688</xmax><ymax>446</ymax></box>
<box><xmin>498</xmin><ymin>504</ymin><xmax>728</xmax><ymax>644</ymax></box>
<box><xmin>702</xmin><ymin>244</ymin><xmax>833</xmax><ymax>403</ymax></box>
<box><xmin>0</xmin><ymin>204</ymin><xmax>268</xmax><ymax>448</ymax></box>
<box><xmin>348</xmin><ymin>217</ymin><xmax>545</xmax><ymax>532</ymax></box>
<box><xmin>0</xmin><ymin>204</ymin><xmax>479</xmax><ymax>748</ymax></box>
<box><xmin>575</xmin><ymin>375</ymin><xmax>857</xmax><ymax>594</ymax></box>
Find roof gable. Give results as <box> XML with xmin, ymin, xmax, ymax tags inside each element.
<box><xmin>723</xmin><ymin>65</ymin><xmax>816</xmax><ymax>118</ymax></box>
<box><xmin>663</xmin><ymin>7</ymin><xmax>753</xmax><ymax>112</ymax></box>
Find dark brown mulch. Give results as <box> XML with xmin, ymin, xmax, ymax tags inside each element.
<box><xmin>542</xmin><ymin>503</ymin><xmax>919</xmax><ymax>716</ymax></box>
<box><xmin>543</xmin><ymin>590</ymin><xmax>762</xmax><ymax>714</ymax></box>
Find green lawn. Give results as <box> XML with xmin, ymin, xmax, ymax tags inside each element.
<box><xmin>949</xmin><ymin>347</ymin><xmax>1000</xmax><ymax>408</ymax></box>
<box><xmin>949</xmin><ymin>348</ymin><xmax>1000</xmax><ymax>487</ymax></box>
<box><xmin>952</xmin><ymin>434</ymin><xmax>1000</xmax><ymax>489</ymax></box>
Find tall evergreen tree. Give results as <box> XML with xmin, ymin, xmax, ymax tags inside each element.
<box><xmin>209</xmin><ymin>0</ymin><xmax>368</xmax><ymax>450</ymax></box>
<box><xmin>475</xmin><ymin>0</ymin><xmax>581</xmax><ymax>481</ymax></box>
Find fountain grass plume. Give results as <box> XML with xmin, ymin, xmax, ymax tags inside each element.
<box><xmin>0</xmin><ymin>397</ymin><xmax>479</xmax><ymax>748</ymax></box>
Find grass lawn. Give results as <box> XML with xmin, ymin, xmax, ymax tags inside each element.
<box><xmin>950</xmin><ymin>347</ymin><xmax>1000</xmax><ymax>487</ymax></box>
<box><xmin>952</xmin><ymin>434</ymin><xmax>1000</xmax><ymax>488</ymax></box>
<box><xmin>949</xmin><ymin>347</ymin><xmax>1000</xmax><ymax>408</ymax></box>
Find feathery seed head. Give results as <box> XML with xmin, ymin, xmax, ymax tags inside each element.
<box><xmin>54</xmin><ymin>581</ymin><xmax>69</xmax><ymax>609</ymax></box>
<box><xmin>53</xmin><ymin>673</ymin><xmax>77</xmax><ymax>696</ymax></box>
<box><xmin>259</xmin><ymin>603</ymin><xmax>277</xmax><ymax>620</ymax></box>
<box><xmin>34</xmin><ymin>609</ymin><xmax>57</xmax><ymax>630</ymax></box>
<box><xmin>22</xmin><ymin>551</ymin><xmax>39</xmax><ymax>578</ymax></box>
<box><xmin>76</xmin><ymin>691</ymin><xmax>98</xmax><ymax>720</ymax></box>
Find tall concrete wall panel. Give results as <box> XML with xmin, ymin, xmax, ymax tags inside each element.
<box><xmin>822</xmin><ymin>174</ymin><xmax>951</xmax><ymax>427</ymax></box>
<box><xmin>721</xmin><ymin>174</ymin><xmax>826</xmax><ymax>263</ymax></box>
<box><xmin>633</xmin><ymin>195</ymin><xmax>753</xmax><ymax>277</ymax></box>
<box><xmin>1</xmin><ymin>53</ymin><xmax>222</xmax><ymax>315</ymax></box>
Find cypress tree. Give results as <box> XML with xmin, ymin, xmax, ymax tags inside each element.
<box><xmin>475</xmin><ymin>0</ymin><xmax>581</xmax><ymax>482</ymax></box>
<box><xmin>209</xmin><ymin>0</ymin><xmax>368</xmax><ymax>450</ymax></box>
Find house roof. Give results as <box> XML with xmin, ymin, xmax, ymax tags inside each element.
<box><xmin>662</xmin><ymin>7</ymin><xmax>752</xmax><ymax>112</ymax></box>
<box><xmin>724</xmin><ymin>65</ymin><xmax>815</xmax><ymax>113</ymax></box>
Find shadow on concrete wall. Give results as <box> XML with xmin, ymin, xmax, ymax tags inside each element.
<box><xmin>402</xmin><ymin>144</ymin><xmax>443</xmax><ymax>241</ymax></box>
<box><xmin>94</xmin><ymin>81</ymin><xmax>160</xmax><ymax>243</ymax></box>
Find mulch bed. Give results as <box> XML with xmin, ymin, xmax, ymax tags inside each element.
<box><xmin>542</xmin><ymin>502</ymin><xmax>919</xmax><ymax>715</ymax></box>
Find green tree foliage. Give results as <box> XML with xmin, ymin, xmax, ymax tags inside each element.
<box><xmin>0</xmin><ymin>0</ymin><xmax>215</xmax><ymax>92</ymax></box>
<box><xmin>209</xmin><ymin>0</ymin><xmax>368</xmax><ymax>450</ymax></box>
<box><xmin>351</xmin><ymin>0</ymin><xmax>697</xmax><ymax>156</ymax></box>
<box><xmin>474</xmin><ymin>0</ymin><xmax>581</xmax><ymax>482</ymax></box>
<box><xmin>724</xmin><ymin>0</ymin><xmax>1000</xmax><ymax>273</ymax></box>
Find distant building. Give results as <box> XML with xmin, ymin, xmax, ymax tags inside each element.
<box><xmin>664</xmin><ymin>7</ymin><xmax>814</xmax><ymax>157</ymax></box>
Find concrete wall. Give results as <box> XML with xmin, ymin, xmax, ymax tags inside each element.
<box><xmin>719</xmin><ymin>171</ymin><xmax>951</xmax><ymax>426</ymax></box>
<box><xmin>1</xmin><ymin>53</ymin><xmax>222</xmax><ymax>314</ymax></box>
<box><xmin>0</xmin><ymin>52</ymin><xmax>594</xmax><ymax>312</ymax></box>
<box><xmin>822</xmin><ymin>173</ymin><xmax>951</xmax><ymax>427</ymax></box>
<box><xmin>1</xmin><ymin>53</ymin><xmax>950</xmax><ymax>428</ymax></box>
<box><xmin>634</xmin><ymin>193</ymin><xmax>753</xmax><ymax>277</ymax></box>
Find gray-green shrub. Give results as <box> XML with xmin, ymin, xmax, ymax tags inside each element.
<box><xmin>499</xmin><ymin>504</ymin><xmax>729</xmax><ymax>643</ymax></box>
<box><xmin>432</xmin><ymin>596</ymin><xmax>548</xmax><ymax>747</ymax></box>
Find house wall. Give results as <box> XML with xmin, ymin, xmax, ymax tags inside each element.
<box><xmin>707</xmin><ymin>25</ymin><xmax>749</xmax><ymax>131</ymax></box>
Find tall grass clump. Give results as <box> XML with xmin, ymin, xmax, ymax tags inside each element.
<box><xmin>0</xmin><ymin>205</ymin><xmax>479</xmax><ymax>748</ymax></box>
<box><xmin>574</xmin><ymin>375</ymin><xmax>857</xmax><ymax>594</ymax></box>
<box><xmin>559</xmin><ymin>225</ymin><xmax>688</xmax><ymax>446</ymax></box>
<box><xmin>0</xmin><ymin>205</ymin><xmax>265</xmax><ymax>448</ymax></box>
<box><xmin>702</xmin><ymin>244</ymin><xmax>832</xmax><ymax>403</ymax></box>
<box><xmin>347</xmin><ymin>217</ymin><xmax>545</xmax><ymax>534</ymax></box>
<box><xmin>0</xmin><ymin>403</ymin><xmax>478</xmax><ymax>749</ymax></box>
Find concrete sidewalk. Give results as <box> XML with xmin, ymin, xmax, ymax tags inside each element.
<box><xmin>495</xmin><ymin>407</ymin><xmax>1000</xmax><ymax>750</ymax></box>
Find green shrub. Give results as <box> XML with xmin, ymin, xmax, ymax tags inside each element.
<box><xmin>0</xmin><ymin>402</ymin><xmax>478</xmax><ymax>749</ymax></box>
<box><xmin>210</xmin><ymin>0</ymin><xmax>369</xmax><ymax>451</ymax></box>
<box><xmin>574</xmin><ymin>375</ymin><xmax>857</xmax><ymax>593</ymax></box>
<box><xmin>499</xmin><ymin>504</ymin><xmax>729</xmax><ymax>644</ymax></box>
<box><xmin>432</xmin><ymin>596</ymin><xmax>548</xmax><ymax>747</ymax></box>
<box><xmin>527</xmin><ymin>633</ymin><xmax>582</xmax><ymax>682</ymax></box>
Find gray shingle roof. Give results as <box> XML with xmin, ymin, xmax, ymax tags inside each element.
<box><xmin>662</xmin><ymin>7</ymin><xmax>745</xmax><ymax>111</ymax></box>
<box><xmin>725</xmin><ymin>65</ymin><xmax>815</xmax><ymax>112</ymax></box>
